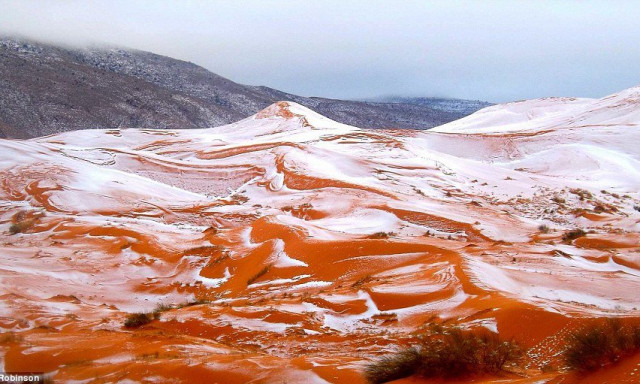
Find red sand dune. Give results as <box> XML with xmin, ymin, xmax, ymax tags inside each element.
<box><xmin>1</xmin><ymin>91</ymin><xmax>640</xmax><ymax>383</ymax></box>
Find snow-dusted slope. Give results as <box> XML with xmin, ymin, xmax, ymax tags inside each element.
<box><xmin>430</xmin><ymin>97</ymin><xmax>593</xmax><ymax>134</ymax></box>
<box><xmin>1</xmin><ymin>91</ymin><xmax>640</xmax><ymax>383</ymax></box>
<box><xmin>433</xmin><ymin>85</ymin><xmax>640</xmax><ymax>134</ymax></box>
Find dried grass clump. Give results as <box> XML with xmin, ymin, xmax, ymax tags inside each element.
<box><xmin>562</xmin><ymin>228</ymin><xmax>586</xmax><ymax>242</ymax></box>
<box><xmin>124</xmin><ymin>312</ymin><xmax>156</xmax><ymax>328</ymax></box>
<box><xmin>8</xmin><ymin>210</ymin><xmax>37</xmax><ymax>234</ymax></box>
<box><xmin>247</xmin><ymin>264</ymin><xmax>272</xmax><ymax>285</ymax></box>
<box><xmin>538</xmin><ymin>224</ymin><xmax>550</xmax><ymax>233</ymax></box>
<box><xmin>369</xmin><ymin>232</ymin><xmax>395</xmax><ymax>239</ymax></box>
<box><xmin>565</xmin><ymin>319</ymin><xmax>640</xmax><ymax>371</ymax></box>
<box><xmin>364</xmin><ymin>327</ymin><xmax>521</xmax><ymax>384</ymax></box>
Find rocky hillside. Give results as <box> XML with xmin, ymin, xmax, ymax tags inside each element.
<box><xmin>373</xmin><ymin>96</ymin><xmax>492</xmax><ymax>115</ymax></box>
<box><xmin>0</xmin><ymin>36</ymin><xmax>490</xmax><ymax>138</ymax></box>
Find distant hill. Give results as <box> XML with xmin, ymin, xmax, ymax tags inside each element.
<box><xmin>0</xmin><ymin>37</ymin><xmax>490</xmax><ymax>138</ymax></box>
<box><xmin>370</xmin><ymin>96</ymin><xmax>492</xmax><ymax>116</ymax></box>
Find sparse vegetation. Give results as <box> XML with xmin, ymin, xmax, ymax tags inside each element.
<box><xmin>153</xmin><ymin>303</ymin><xmax>173</xmax><ymax>314</ymax></box>
<box><xmin>206</xmin><ymin>254</ymin><xmax>229</xmax><ymax>267</ymax></box>
<box><xmin>247</xmin><ymin>264</ymin><xmax>272</xmax><ymax>285</ymax></box>
<box><xmin>0</xmin><ymin>332</ymin><xmax>22</xmax><ymax>344</ymax></box>
<box><xmin>634</xmin><ymin>205</ymin><xmax>640</xmax><ymax>212</ymax></box>
<box><xmin>552</xmin><ymin>196</ymin><xmax>566</xmax><ymax>205</ymax></box>
<box><xmin>365</xmin><ymin>348</ymin><xmax>422</xmax><ymax>384</ymax></box>
<box><xmin>538</xmin><ymin>224</ymin><xmax>550</xmax><ymax>233</ymax></box>
<box><xmin>148</xmin><ymin>299</ymin><xmax>211</xmax><ymax>316</ymax></box>
<box><xmin>569</xmin><ymin>188</ymin><xmax>593</xmax><ymax>201</ymax></box>
<box><xmin>176</xmin><ymin>298</ymin><xmax>210</xmax><ymax>308</ymax></box>
<box><xmin>364</xmin><ymin>327</ymin><xmax>521</xmax><ymax>384</ymax></box>
<box><xmin>369</xmin><ymin>232</ymin><xmax>394</xmax><ymax>239</ymax></box>
<box><xmin>562</xmin><ymin>228</ymin><xmax>587</xmax><ymax>242</ymax></box>
<box><xmin>564</xmin><ymin>319</ymin><xmax>640</xmax><ymax>371</ymax></box>
<box><xmin>8</xmin><ymin>211</ymin><xmax>37</xmax><ymax>234</ymax></box>
<box><xmin>593</xmin><ymin>203</ymin><xmax>606</xmax><ymax>213</ymax></box>
<box><xmin>124</xmin><ymin>312</ymin><xmax>156</xmax><ymax>328</ymax></box>
<box><xmin>352</xmin><ymin>275</ymin><xmax>373</xmax><ymax>288</ymax></box>
<box><xmin>8</xmin><ymin>223</ymin><xmax>22</xmax><ymax>234</ymax></box>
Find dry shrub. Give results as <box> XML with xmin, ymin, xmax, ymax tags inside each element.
<box><xmin>8</xmin><ymin>210</ymin><xmax>37</xmax><ymax>234</ymax></box>
<box><xmin>569</xmin><ymin>188</ymin><xmax>592</xmax><ymax>201</ymax></box>
<box><xmin>365</xmin><ymin>349</ymin><xmax>422</xmax><ymax>384</ymax></box>
<box><xmin>176</xmin><ymin>298</ymin><xmax>209</xmax><ymax>308</ymax></box>
<box><xmin>364</xmin><ymin>327</ymin><xmax>521</xmax><ymax>384</ymax></box>
<box><xmin>352</xmin><ymin>275</ymin><xmax>373</xmax><ymax>288</ymax></box>
<box><xmin>369</xmin><ymin>232</ymin><xmax>395</xmax><ymax>239</ymax></box>
<box><xmin>124</xmin><ymin>312</ymin><xmax>157</xmax><ymax>328</ymax></box>
<box><xmin>562</xmin><ymin>228</ymin><xmax>586</xmax><ymax>242</ymax></box>
<box><xmin>247</xmin><ymin>264</ymin><xmax>272</xmax><ymax>285</ymax></box>
<box><xmin>565</xmin><ymin>319</ymin><xmax>640</xmax><ymax>371</ymax></box>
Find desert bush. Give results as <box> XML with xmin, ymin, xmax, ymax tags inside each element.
<box><xmin>206</xmin><ymin>254</ymin><xmax>229</xmax><ymax>267</ymax></box>
<box><xmin>153</xmin><ymin>303</ymin><xmax>173</xmax><ymax>315</ymax></box>
<box><xmin>569</xmin><ymin>188</ymin><xmax>592</xmax><ymax>201</ymax></box>
<box><xmin>562</xmin><ymin>228</ymin><xmax>586</xmax><ymax>242</ymax></box>
<box><xmin>634</xmin><ymin>205</ymin><xmax>640</xmax><ymax>212</ymax></box>
<box><xmin>124</xmin><ymin>312</ymin><xmax>155</xmax><ymax>328</ymax></box>
<box><xmin>8</xmin><ymin>223</ymin><xmax>21</xmax><ymax>234</ymax></box>
<box><xmin>8</xmin><ymin>210</ymin><xmax>40</xmax><ymax>234</ymax></box>
<box><xmin>538</xmin><ymin>224</ymin><xmax>550</xmax><ymax>233</ymax></box>
<box><xmin>364</xmin><ymin>327</ymin><xmax>521</xmax><ymax>383</ymax></box>
<box><xmin>565</xmin><ymin>319</ymin><xmax>640</xmax><ymax>371</ymax></box>
<box><xmin>8</xmin><ymin>219</ymin><xmax>34</xmax><ymax>234</ymax></box>
<box><xmin>352</xmin><ymin>275</ymin><xmax>373</xmax><ymax>288</ymax></box>
<box><xmin>247</xmin><ymin>264</ymin><xmax>272</xmax><ymax>285</ymax></box>
<box><xmin>365</xmin><ymin>348</ymin><xmax>422</xmax><ymax>384</ymax></box>
<box><xmin>176</xmin><ymin>298</ymin><xmax>210</xmax><ymax>308</ymax></box>
<box><xmin>369</xmin><ymin>232</ymin><xmax>394</xmax><ymax>239</ymax></box>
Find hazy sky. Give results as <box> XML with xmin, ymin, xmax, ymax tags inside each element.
<box><xmin>1</xmin><ymin>0</ymin><xmax>639</xmax><ymax>102</ymax></box>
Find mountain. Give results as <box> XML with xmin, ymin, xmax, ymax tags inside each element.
<box><xmin>0</xmin><ymin>36</ymin><xmax>489</xmax><ymax>139</ymax></box>
<box><xmin>368</xmin><ymin>96</ymin><xmax>493</xmax><ymax>115</ymax></box>
<box><xmin>1</xmin><ymin>85</ymin><xmax>639</xmax><ymax>382</ymax></box>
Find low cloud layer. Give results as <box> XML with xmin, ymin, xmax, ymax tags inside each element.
<box><xmin>1</xmin><ymin>0</ymin><xmax>639</xmax><ymax>102</ymax></box>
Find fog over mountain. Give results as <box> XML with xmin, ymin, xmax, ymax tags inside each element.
<box><xmin>0</xmin><ymin>36</ymin><xmax>490</xmax><ymax>138</ymax></box>
<box><xmin>1</xmin><ymin>0</ymin><xmax>639</xmax><ymax>102</ymax></box>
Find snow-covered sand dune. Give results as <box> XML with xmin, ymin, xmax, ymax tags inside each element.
<box><xmin>1</xmin><ymin>88</ymin><xmax>639</xmax><ymax>382</ymax></box>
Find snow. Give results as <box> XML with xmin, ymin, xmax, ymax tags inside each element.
<box><xmin>315</xmin><ymin>290</ymin><xmax>381</xmax><ymax>332</ymax></box>
<box><xmin>270</xmin><ymin>240</ymin><xmax>308</xmax><ymax>268</ymax></box>
<box><xmin>2</xmin><ymin>85</ymin><xmax>640</xmax><ymax>366</ymax></box>
<box><xmin>306</xmin><ymin>208</ymin><xmax>400</xmax><ymax>235</ymax></box>
<box><xmin>431</xmin><ymin>97</ymin><xmax>593</xmax><ymax>134</ymax></box>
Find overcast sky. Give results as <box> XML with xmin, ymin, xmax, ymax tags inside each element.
<box><xmin>1</xmin><ymin>0</ymin><xmax>639</xmax><ymax>102</ymax></box>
